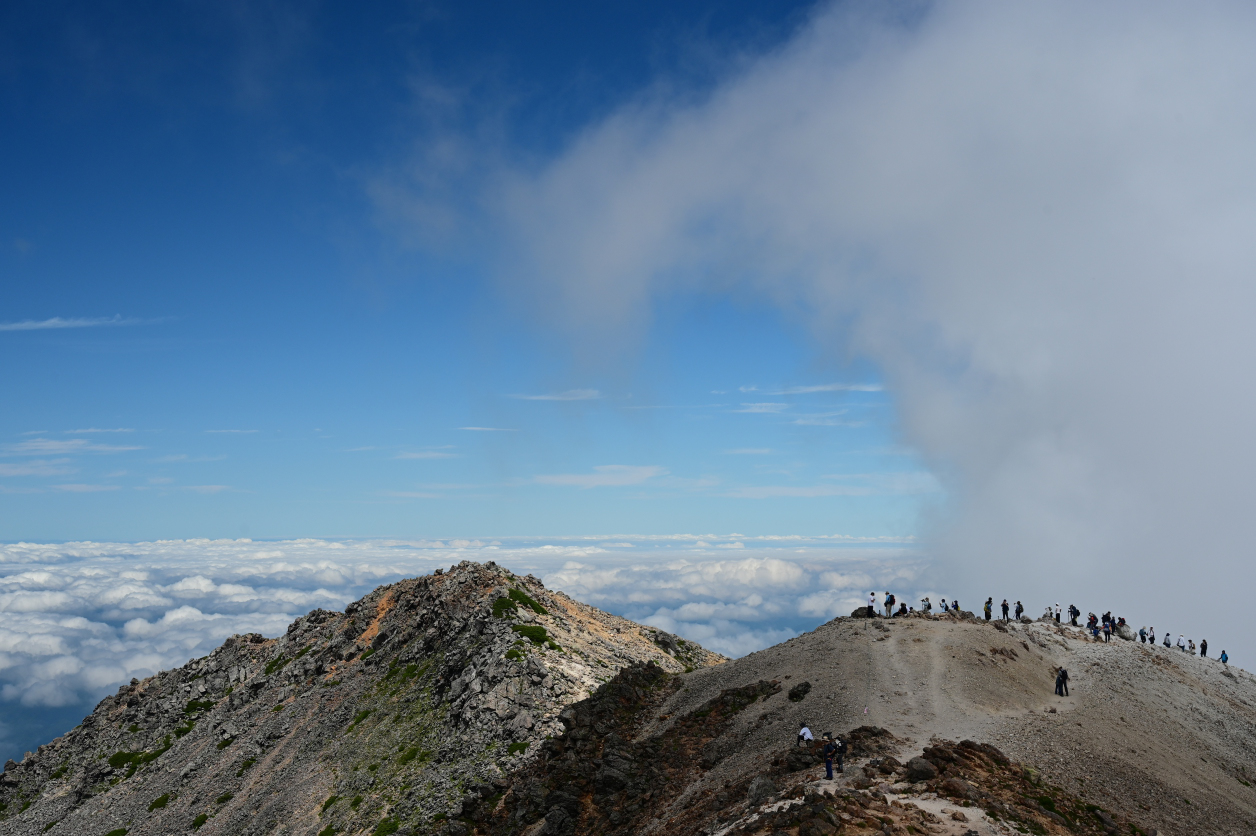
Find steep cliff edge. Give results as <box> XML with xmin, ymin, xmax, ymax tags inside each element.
<box><xmin>0</xmin><ymin>561</ymin><xmax>722</xmax><ymax>836</ymax></box>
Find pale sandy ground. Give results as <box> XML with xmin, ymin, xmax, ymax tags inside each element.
<box><xmin>642</xmin><ymin>612</ymin><xmax>1256</xmax><ymax>836</ymax></box>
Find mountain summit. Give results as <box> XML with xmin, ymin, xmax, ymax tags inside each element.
<box><xmin>0</xmin><ymin>561</ymin><xmax>720</xmax><ymax>836</ymax></box>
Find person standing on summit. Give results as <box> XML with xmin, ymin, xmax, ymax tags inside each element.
<box><xmin>1201</xmin><ymin>639</ymin><xmax>1208</xmax><ymax>658</ymax></box>
<box><xmin>1178</xmin><ymin>634</ymin><xmax>1188</xmax><ymax>652</ymax></box>
<box><xmin>1015</xmin><ymin>601</ymin><xmax>1024</xmax><ymax>621</ymax></box>
<box><xmin>884</xmin><ymin>592</ymin><xmax>895</xmax><ymax>618</ymax></box>
<box><xmin>1001</xmin><ymin>599</ymin><xmax>1010</xmax><ymax>621</ymax></box>
<box><xmin>868</xmin><ymin>591</ymin><xmax>877</xmax><ymax>616</ymax></box>
<box><xmin>984</xmin><ymin>598</ymin><xmax>993</xmax><ymax>621</ymax></box>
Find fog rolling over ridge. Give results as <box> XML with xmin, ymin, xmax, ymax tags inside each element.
<box><xmin>465</xmin><ymin>2</ymin><xmax>1256</xmax><ymax>655</ymax></box>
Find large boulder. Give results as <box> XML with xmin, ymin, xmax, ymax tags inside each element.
<box><xmin>905</xmin><ymin>757</ymin><xmax>939</xmax><ymax>782</ymax></box>
<box><xmin>747</xmin><ymin>774</ymin><xmax>777</xmax><ymax>805</ymax></box>
<box><xmin>850</xmin><ymin>606</ymin><xmax>877</xmax><ymax>618</ymax></box>
<box><xmin>1115</xmin><ymin>624</ymin><xmax>1135</xmax><ymax>641</ymax></box>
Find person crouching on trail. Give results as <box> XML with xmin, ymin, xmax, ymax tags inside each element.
<box><xmin>984</xmin><ymin>598</ymin><xmax>993</xmax><ymax>621</ymax></box>
<box><xmin>822</xmin><ymin>734</ymin><xmax>838</xmax><ymax>780</ymax></box>
<box><xmin>798</xmin><ymin>722</ymin><xmax>814</xmax><ymax>747</ymax></box>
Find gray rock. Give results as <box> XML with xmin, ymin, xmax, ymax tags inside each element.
<box><xmin>905</xmin><ymin>757</ymin><xmax>938</xmax><ymax>782</ymax></box>
<box><xmin>747</xmin><ymin>774</ymin><xmax>778</xmax><ymax>804</ymax></box>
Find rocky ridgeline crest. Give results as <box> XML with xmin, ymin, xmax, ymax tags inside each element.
<box><xmin>0</xmin><ymin>562</ymin><xmax>722</xmax><ymax>836</ymax></box>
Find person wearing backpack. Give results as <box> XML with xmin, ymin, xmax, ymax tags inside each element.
<box><xmin>984</xmin><ymin>598</ymin><xmax>993</xmax><ymax>621</ymax></box>
<box><xmin>1221</xmin><ymin>650</ymin><xmax>1229</xmax><ymax>665</ymax></box>
<box><xmin>1001</xmin><ymin>599</ymin><xmax>1010</xmax><ymax>621</ymax></box>
<box><xmin>1069</xmin><ymin>605</ymin><xmax>1080</xmax><ymax>627</ymax></box>
<box><xmin>1014</xmin><ymin>601</ymin><xmax>1024</xmax><ymax>620</ymax></box>
<box><xmin>884</xmin><ymin>592</ymin><xmax>895</xmax><ymax>617</ymax></box>
<box><xmin>822</xmin><ymin>734</ymin><xmax>838</xmax><ymax>780</ymax></box>
<box><xmin>1139</xmin><ymin>627</ymin><xmax>1147</xmax><ymax>643</ymax></box>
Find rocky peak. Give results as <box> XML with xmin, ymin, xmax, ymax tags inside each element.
<box><xmin>0</xmin><ymin>561</ymin><xmax>723</xmax><ymax>836</ymax></box>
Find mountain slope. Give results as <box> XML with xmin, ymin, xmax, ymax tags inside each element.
<box><xmin>0</xmin><ymin>561</ymin><xmax>722</xmax><ymax>836</ymax></box>
<box><xmin>484</xmin><ymin>608</ymin><xmax>1256</xmax><ymax>836</ymax></box>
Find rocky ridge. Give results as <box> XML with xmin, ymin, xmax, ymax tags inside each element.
<box><xmin>0</xmin><ymin>561</ymin><xmax>722</xmax><ymax>836</ymax></box>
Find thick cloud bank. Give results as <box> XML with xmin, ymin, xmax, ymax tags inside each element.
<box><xmin>0</xmin><ymin>536</ymin><xmax>917</xmax><ymax>761</ymax></box>
<box><xmin>496</xmin><ymin>3</ymin><xmax>1256</xmax><ymax>657</ymax></box>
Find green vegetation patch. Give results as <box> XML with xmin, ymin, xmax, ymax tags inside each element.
<box><xmin>348</xmin><ymin>709</ymin><xmax>372</xmax><ymax>731</ymax></box>
<box><xmin>215</xmin><ymin>792</ymin><xmax>233</xmax><ymax>804</ymax></box>
<box><xmin>320</xmin><ymin>795</ymin><xmax>340</xmax><ymax>814</ymax></box>
<box><xmin>192</xmin><ymin>813</ymin><xmax>208</xmax><ymax>830</ymax></box>
<box><xmin>295</xmin><ymin>644</ymin><xmax>312</xmax><ymax>660</ymax></box>
<box><xmin>397</xmin><ymin>747</ymin><xmax>430</xmax><ymax>766</ymax></box>
<box><xmin>511</xmin><ymin>624</ymin><xmax>548</xmax><ymax>645</ymax></box>
<box><xmin>508</xmin><ymin>588</ymin><xmax>547</xmax><ymax>614</ymax></box>
<box><xmin>507</xmin><ymin>741</ymin><xmax>529</xmax><ymax>755</ymax></box>
<box><xmin>105</xmin><ymin>829</ymin><xmax>128</xmax><ymax>836</ymax></box>
<box><xmin>350</xmin><ymin>795</ymin><xmax>363</xmax><ymax>809</ymax></box>
<box><xmin>360</xmin><ymin>648</ymin><xmax>375</xmax><ymax>660</ymax></box>
<box><xmin>184</xmin><ymin>699</ymin><xmax>216</xmax><ymax>715</ymax></box>
<box><xmin>505</xmin><ymin>645</ymin><xmax>525</xmax><ymax>661</ymax></box>
<box><xmin>318</xmin><ymin>827</ymin><xmax>337</xmax><ymax>836</ymax></box>
<box><xmin>148</xmin><ymin>793</ymin><xmax>170</xmax><ymax>811</ymax></box>
<box><xmin>264</xmin><ymin>655</ymin><xmax>291</xmax><ymax>676</ymax></box>
<box><xmin>50</xmin><ymin>765</ymin><xmax>68</xmax><ymax>779</ymax></box>
<box><xmin>272</xmin><ymin>704</ymin><xmax>285</xmax><ymax>712</ymax></box>
<box><xmin>236</xmin><ymin>757</ymin><xmax>256</xmax><ymax>777</ymax></box>
<box><xmin>492</xmin><ymin>597</ymin><xmax>517</xmax><ymax>619</ymax></box>
<box><xmin>174</xmin><ymin>720</ymin><xmax>196</xmax><ymax>738</ymax></box>
<box><xmin>374</xmin><ymin>818</ymin><xmax>401</xmax><ymax>836</ymax></box>
<box><xmin>216</xmin><ymin>739</ymin><xmax>232</xmax><ymax>750</ymax></box>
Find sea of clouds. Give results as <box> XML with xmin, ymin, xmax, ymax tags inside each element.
<box><xmin>0</xmin><ymin>535</ymin><xmax>922</xmax><ymax>762</ymax></box>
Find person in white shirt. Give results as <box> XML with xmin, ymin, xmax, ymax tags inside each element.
<box><xmin>798</xmin><ymin>722</ymin><xmax>814</xmax><ymax>747</ymax></box>
<box><xmin>1054</xmin><ymin>603</ymin><xmax>1062</xmax><ymax>623</ymax></box>
<box><xmin>868</xmin><ymin>592</ymin><xmax>877</xmax><ymax>614</ymax></box>
<box><xmin>1178</xmin><ymin>634</ymin><xmax>1187</xmax><ymax>652</ymax></box>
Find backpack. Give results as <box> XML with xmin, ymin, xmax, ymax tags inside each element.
<box><xmin>888</xmin><ymin>595</ymin><xmax>895</xmax><ymax>607</ymax></box>
<box><xmin>836</xmin><ymin>739</ymin><xmax>847</xmax><ymax>755</ymax></box>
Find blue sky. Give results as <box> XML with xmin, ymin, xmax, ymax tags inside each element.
<box><xmin>0</xmin><ymin>0</ymin><xmax>935</xmax><ymax>543</ymax></box>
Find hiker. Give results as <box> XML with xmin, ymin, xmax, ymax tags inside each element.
<box><xmin>822</xmin><ymin>734</ymin><xmax>838</xmax><ymax>780</ymax></box>
<box><xmin>920</xmin><ymin>597</ymin><xmax>932</xmax><ymax>613</ymax></box>
<box><xmin>1015</xmin><ymin>601</ymin><xmax>1024</xmax><ymax>620</ymax></box>
<box><xmin>1055</xmin><ymin>668</ymin><xmax>1070</xmax><ymax>696</ymax></box>
<box><xmin>1148</xmin><ymin>627</ymin><xmax>1155</xmax><ymax>645</ymax></box>
<box><xmin>1055</xmin><ymin>603</ymin><xmax>1062</xmax><ymax>623</ymax></box>
<box><xmin>984</xmin><ymin>598</ymin><xmax>993</xmax><ymax>621</ymax></box>
<box><xmin>1163</xmin><ymin>633</ymin><xmax>1171</xmax><ymax>648</ymax></box>
<box><xmin>1188</xmin><ymin>639</ymin><xmax>1196</xmax><ymax>655</ymax></box>
<box><xmin>798</xmin><ymin>722</ymin><xmax>814</xmax><ymax>747</ymax></box>
<box><xmin>896</xmin><ymin>603</ymin><xmax>908</xmax><ymax>616</ymax></box>
<box><xmin>868</xmin><ymin>592</ymin><xmax>877</xmax><ymax>616</ymax></box>
<box><xmin>1139</xmin><ymin>626</ymin><xmax>1147</xmax><ymax>643</ymax></box>
<box><xmin>1178</xmin><ymin>634</ymin><xmax>1187</xmax><ymax>652</ymax></box>
<box><xmin>1069</xmin><ymin>604</ymin><xmax>1080</xmax><ymax>627</ymax></box>
<box><xmin>941</xmin><ymin>598</ymin><xmax>949</xmax><ymax>612</ymax></box>
<box><xmin>833</xmin><ymin>735</ymin><xmax>847</xmax><ymax>773</ymax></box>
<box><xmin>1221</xmin><ymin>650</ymin><xmax>1229</xmax><ymax>665</ymax></box>
<box><xmin>884</xmin><ymin>592</ymin><xmax>896</xmax><ymax>617</ymax></box>
<box><xmin>1201</xmin><ymin>639</ymin><xmax>1208</xmax><ymax>658</ymax></box>
<box><xmin>952</xmin><ymin>599</ymin><xmax>960</xmax><ymax>613</ymax></box>
<box><xmin>1102</xmin><ymin>620</ymin><xmax>1111</xmax><ymax>643</ymax></box>
<box><xmin>1001</xmin><ymin>599</ymin><xmax>1010</xmax><ymax>621</ymax></box>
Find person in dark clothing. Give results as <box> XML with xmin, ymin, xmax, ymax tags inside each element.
<box><xmin>1069</xmin><ymin>605</ymin><xmax>1080</xmax><ymax>627</ymax></box>
<box><xmin>1014</xmin><ymin>601</ymin><xmax>1024</xmax><ymax>620</ymax></box>
<box><xmin>1201</xmin><ymin>639</ymin><xmax>1208</xmax><ymax>658</ymax></box>
<box><xmin>896</xmin><ymin>602</ymin><xmax>908</xmax><ymax>616</ymax></box>
<box><xmin>1221</xmin><ymin>650</ymin><xmax>1229</xmax><ymax>664</ymax></box>
<box><xmin>1163</xmin><ymin>633</ymin><xmax>1171</xmax><ymax>648</ymax></box>
<box><xmin>1001</xmin><ymin>599</ymin><xmax>1010</xmax><ymax>621</ymax></box>
<box><xmin>952</xmin><ymin>599</ymin><xmax>960</xmax><ymax>613</ymax></box>
<box><xmin>1059</xmin><ymin>668</ymin><xmax>1069</xmax><ymax>696</ymax></box>
<box><xmin>822</xmin><ymin>735</ymin><xmax>838</xmax><ymax>780</ymax></box>
<box><xmin>1102</xmin><ymin>621</ymin><xmax>1111</xmax><ymax>643</ymax></box>
<box><xmin>984</xmin><ymin>598</ymin><xmax>993</xmax><ymax>621</ymax></box>
<box><xmin>1139</xmin><ymin>627</ymin><xmax>1147</xmax><ymax>643</ymax></box>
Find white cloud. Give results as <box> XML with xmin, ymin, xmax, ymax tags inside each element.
<box><xmin>2</xmin><ymin>438</ymin><xmax>142</xmax><ymax>456</ymax></box>
<box><xmin>0</xmin><ymin>460</ymin><xmax>75</xmax><ymax>477</ymax></box>
<box><xmin>205</xmin><ymin>429</ymin><xmax>259</xmax><ymax>434</ymax></box>
<box><xmin>740</xmin><ymin>383</ymin><xmax>882</xmax><ymax>395</ymax></box>
<box><xmin>724</xmin><ymin>485</ymin><xmax>871</xmax><ymax>499</ymax></box>
<box><xmin>0</xmin><ymin>315</ymin><xmax>151</xmax><ymax>332</ymax></box>
<box><xmin>53</xmin><ymin>484</ymin><xmax>121</xmax><ymax>493</ymax></box>
<box><xmin>477</xmin><ymin>1</ymin><xmax>1256</xmax><ymax>661</ymax></box>
<box><xmin>733</xmin><ymin>403</ymin><xmax>789</xmax><ymax>414</ymax></box>
<box><xmin>65</xmin><ymin>428</ymin><xmax>135</xmax><ymax>434</ymax></box>
<box><xmin>509</xmin><ymin>388</ymin><xmax>601</xmax><ymax>401</ymax></box>
<box><xmin>534</xmin><ymin>464</ymin><xmax>666</xmax><ymax>488</ymax></box>
<box><xmin>395</xmin><ymin>450</ymin><xmax>459</xmax><ymax>460</ymax></box>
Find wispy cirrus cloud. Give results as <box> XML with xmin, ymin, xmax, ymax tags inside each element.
<box><xmin>458</xmin><ymin>427</ymin><xmax>518</xmax><ymax>432</ymax></box>
<box><xmin>739</xmin><ymin>383</ymin><xmax>883</xmax><ymax>395</ymax></box>
<box><xmin>509</xmin><ymin>388</ymin><xmax>600</xmax><ymax>401</ymax></box>
<box><xmin>0</xmin><ymin>460</ymin><xmax>76</xmax><ymax>477</ymax></box>
<box><xmin>53</xmin><ymin>484</ymin><xmax>121</xmax><ymax>493</ymax></box>
<box><xmin>724</xmin><ymin>448</ymin><xmax>773</xmax><ymax>455</ymax></box>
<box><xmin>204</xmin><ymin>429</ymin><xmax>259</xmax><ymax>434</ymax></box>
<box><xmin>150</xmin><ymin>454</ymin><xmax>226</xmax><ymax>463</ymax></box>
<box><xmin>65</xmin><ymin>428</ymin><xmax>135</xmax><ymax>434</ymax></box>
<box><xmin>733</xmin><ymin>403</ymin><xmax>788</xmax><ymax>414</ymax></box>
<box><xmin>395</xmin><ymin>449</ymin><xmax>458</xmax><ymax>460</ymax></box>
<box><xmin>2</xmin><ymin>438</ymin><xmax>142</xmax><ymax>456</ymax></box>
<box><xmin>0</xmin><ymin>315</ymin><xmax>158</xmax><ymax>332</ymax></box>
<box><xmin>724</xmin><ymin>485</ymin><xmax>871</xmax><ymax>499</ymax></box>
<box><xmin>535</xmin><ymin>464</ymin><xmax>666</xmax><ymax>488</ymax></box>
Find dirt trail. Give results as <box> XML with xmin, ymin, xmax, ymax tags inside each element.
<box><xmin>646</xmin><ymin>612</ymin><xmax>1256</xmax><ymax>836</ymax></box>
